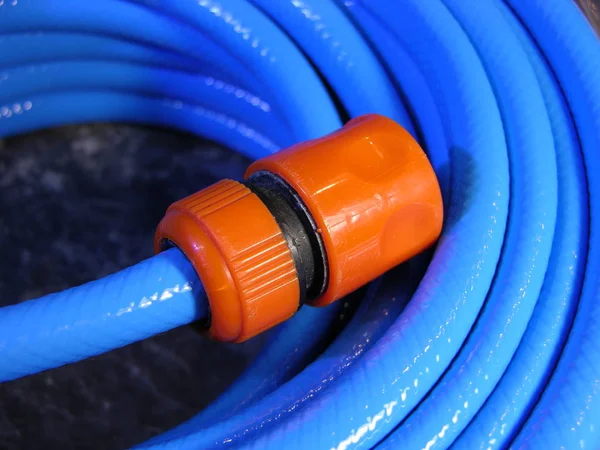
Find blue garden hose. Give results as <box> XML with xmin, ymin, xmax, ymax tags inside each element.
<box><xmin>0</xmin><ymin>1</ymin><xmax>598</xmax><ymax>450</ymax></box>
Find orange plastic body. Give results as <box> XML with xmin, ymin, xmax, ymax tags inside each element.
<box><xmin>155</xmin><ymin>114</ymin><xmax>443</xmax><ymax>341</ymax></box>
<box><xmin>246</xmin><ymin>114</ymin><xmax>443</xmax><ymax>306</ymax></box>
<box><xmin>155</xmin><ymin>180</ymin><xmax>300</xmax><ymax>342</ymax></box>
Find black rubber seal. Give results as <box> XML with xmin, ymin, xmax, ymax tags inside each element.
<box><xmin>245</xmin><ymin>171</ymin><xmax>328</xmax><ymax>304</ymax></box>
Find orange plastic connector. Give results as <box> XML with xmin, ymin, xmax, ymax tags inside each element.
<box><xmin>156</xmin><ymin>114</ymin><xmax>443</xmax><ymax>341</ymax></box>
<box><xmin>247</xmin><ymin>114</ymin><xmax>443</xmax><ymax>307</ymax></box>
<box><xmin>154</xmin><ymin>180</ymin><xmax>300</xmax><ymax>342</ymax></box>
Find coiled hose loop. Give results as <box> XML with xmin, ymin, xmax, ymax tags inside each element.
<box><xmin>0</xmin><ymin>0</ymin><xmax>598</xmax><ymax>449</ymax></box>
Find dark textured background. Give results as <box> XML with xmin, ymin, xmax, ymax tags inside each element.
<box><xmin>0</xmin><ymin>125</ymin><xmax>266</xmax><ymax>449</ymax></box>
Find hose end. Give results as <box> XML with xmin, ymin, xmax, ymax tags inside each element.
<box><xmin>156</xmin><ymin>114</ymin><xmax>443</xmax><ymax>340</ymax></box>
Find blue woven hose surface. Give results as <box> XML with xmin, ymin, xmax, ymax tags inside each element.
<box><xmin>0</xmin><ymin>0</ymin><xmax>598</xmax><ymax>449</ymax></box>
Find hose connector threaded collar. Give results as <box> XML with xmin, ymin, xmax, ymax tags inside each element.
<box><xmin>155</xmin><ymin>180</ymin><xmax>300</xmax><ymax>342</ymax></box>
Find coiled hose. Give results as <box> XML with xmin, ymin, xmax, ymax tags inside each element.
<box><xmin>0</xmin><ymin>0</ymin><xmax>598</xmax><ymax>448</ymax></box>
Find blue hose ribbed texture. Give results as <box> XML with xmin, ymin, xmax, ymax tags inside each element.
<box><xmin>0</xmin><ymin>0</ymin><xmax>598</xmax><ymax>449</ymax></box>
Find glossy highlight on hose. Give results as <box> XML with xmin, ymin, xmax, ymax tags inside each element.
<box><xmin>0</xmin><ymin>0</ymin><xmax>599</xmax><ymax>449</ymax></box>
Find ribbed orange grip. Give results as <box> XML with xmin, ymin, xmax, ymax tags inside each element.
<box><xmin>155</xmin><ymin>180</ymin><xmax>300</xmax><ymax>342</ymax></box>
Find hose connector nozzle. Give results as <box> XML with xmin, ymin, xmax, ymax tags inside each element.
<box><xmin>155</xmin><ymin>114</ymin><xmax>443</xmax><ymax>342</ymax></box>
